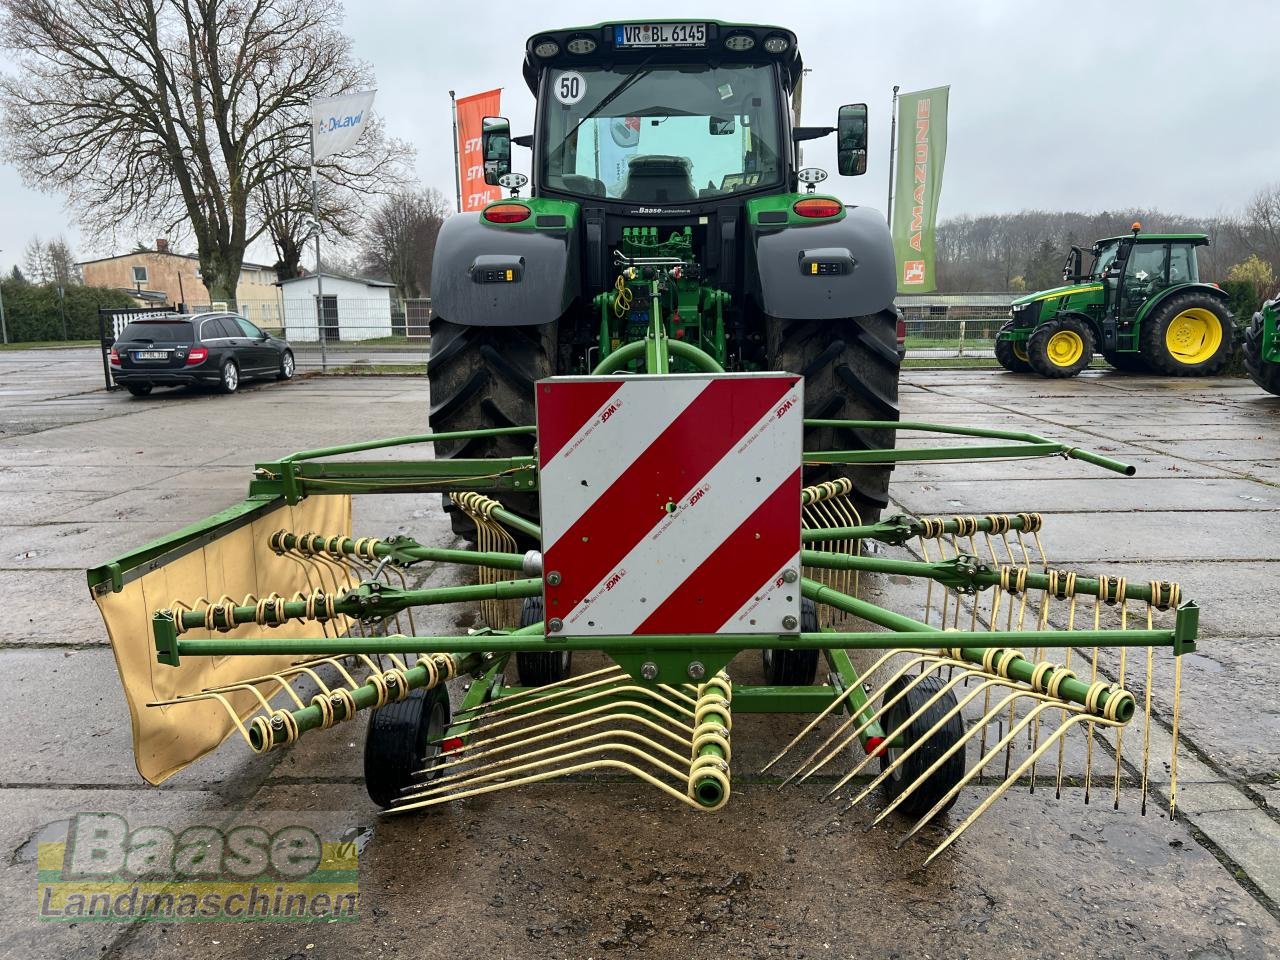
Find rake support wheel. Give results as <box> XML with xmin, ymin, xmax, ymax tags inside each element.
<box><xmin>516</xmin><ymin>595</ymin><xmax>572</xmax><ymax>686</ymax></box>
<box><xmin>765</xmin><ymin>310</ymin><xmax>900</xmax><ymax>523</ymax></box>
<box><xmin>878</xmin><ymin>673</ymin><xmax>965</xmax><ymax>817</ymax></box>
<box><xmin>364</xmin><ymin>683</ymin><xmax>451</xmax><ymax>809</ymax></box>
<box><xmin>762</xmin><ymin>597</ymin><xmax>820</xmax><ymax>685</ymax></box>
<box><xmin>428</xmin><ymin>318</ymin><xmax>555</xmax><ymax>539</ymax></box>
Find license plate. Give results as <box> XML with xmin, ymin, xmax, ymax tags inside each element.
<box><xmin>134</xmin><ymin>350</ymin><xmax>168</xmax><ymax>360</ymax></box>
<box><xmin>614</xmin><ymin>22</ymin><xmax>706</xmax><ymax>48</ymax></box>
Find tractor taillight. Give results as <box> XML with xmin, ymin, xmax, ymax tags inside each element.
<box><xmin>483</xmin><ymin>203</ymin><xmax>531</xmax><ymax>224</ymax></box>
<box><xmin>185</xmin><ymin>347</ymin><xmax>208</xmax><ymax>365</ymax></box>
<box><xmin>793</xmin><ymin>197</ymin><xmax>843</xmax><ymax>219</ymax></box>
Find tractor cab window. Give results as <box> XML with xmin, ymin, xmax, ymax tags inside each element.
<box><xmin>1121</xmin><ymin>243</ymin><xmax>1171</xmax><ymax>313</ymax></box>
<box><xmin>540</xmin><ymin>63</ymin><xmax>783</xmax><ymax>202</ymax></box>
<box><xmin>1168</xmin><ymin>243</ymin><xmax>1199</xmax><ymax>284</ymax></box>
<box><xmin>1089</xmin><ymin>242</ymin><xmax>1120</xmax><ymax>279</ymax></box>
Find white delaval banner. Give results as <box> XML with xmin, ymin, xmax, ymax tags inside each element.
<box><xmin>310</xmin><ymin>91</ymin><xmax>376</xmax><ymax>160</ymax></box>
<box><xmin>537</xmin><ymin>373</ymin><xmax>803</xmax><ymax>637</ymax></box>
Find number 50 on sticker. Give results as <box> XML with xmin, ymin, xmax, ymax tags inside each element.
<box><xmin>555</xmin><ymin>71</ymin><xmax>586</xmax><ymax>105</ymax></box>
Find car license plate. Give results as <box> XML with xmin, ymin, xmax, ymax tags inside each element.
<box><xmin>134</xmin><ymin>350</ymin><xmax>168</xmax><ymax>360</ymax></box>
<box><xmin>614</xmin><ymin>22</ymin><xmax>706</xmax><ymax>48</ymax></box>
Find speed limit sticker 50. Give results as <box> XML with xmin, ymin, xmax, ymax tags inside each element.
<box><xmin>554</xmin><ymin>71</ymin><xmax>586</xmax><ymax>105</ymax></box>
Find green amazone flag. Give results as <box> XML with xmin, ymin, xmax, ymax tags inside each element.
<box><xmin>892</xmin><ymin>86</ymin><xmax>949</xmax><ymax>294</ymax></box>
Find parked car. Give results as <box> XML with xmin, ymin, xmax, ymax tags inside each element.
<box><xmin>109</xmin><ymin>313</ymin><xmax>294</xmax><ymax>397</ymax></box>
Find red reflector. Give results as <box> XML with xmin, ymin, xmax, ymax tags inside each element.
<box><xmin>109</xmin><ymin>347</ymin><xmax>120</xmax><ymax>365</ymax></box>
<box><xmin>483</xmin><ymin>203</ymin><xmax>531</xmax><ymax>224</ymax></box>
<box><xmin>793</xmin><ymin>197</ymin><xmax>843</xmax><ymax>219</ymax></box>
<box><xmin>896</xmin><ymin>318</ymin><xmax>907</xmax><ymax>340</ymax></box>
<box><xmin>185</xmin><ymin>347</ymin><xmax>208</xmax><ymax>366</ymax></box>
<box><xmin>864</xmin><ymin>735</ymin><xmax>887</xmax><ymax>757</ymax></box>
<box><xmin>440</xmin><ymin>737</ymin><xmax>464</xmax><ymax>753</ymax></box>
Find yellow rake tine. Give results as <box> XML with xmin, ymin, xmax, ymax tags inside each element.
<box><xmin>453</xmin><ymin>667</ymin><xmax>633</xmax><ymax>720</ymax></box>
<box><xmin>824</xmin><ymin>669</ymin><xmax>980</xmax><ymax>802</ymax></box>
<box><xmin>786</xmin><ymin>655</ymin><xmax>946</xmax><ymax>785</ymax></box>
<box><xmin>448</xmin><ymin>683</ymin><xmax>697</xmax><ymax>742</ymax></box>
<box><xmin>897</xmin><ymin>698</ymin><xmax>1068</xmax><ymax>847</ymax></box>
<box><xmin>425</xmin><ymin>708</ymin><xmax>694</xmax><ymax>778</ymax></box>
<box><xmin>760</xmin><ymin>649</ymin><xmax>907</xmax><ymax>773</ymax></box>
<box><xmin>405</xmin><ymin>731</ymin><xmax>695</xmax><ymax>800</ymax></box>
<box><xmin>924</xmin><ymin>713</ymin><xmax>1112</xmax><ymax>864</ymax></box>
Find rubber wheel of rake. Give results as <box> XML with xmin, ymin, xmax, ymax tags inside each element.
<box><xmin>515</xmin><ymin>595</ymin><xmax>572</xmax><ymax>685</ymax></box>
<box><xmin>1139</xmin><ymin>291</ymin><xmax>1233</xmax><ymax>375</ymax></box>
<box><xmin>363</xmin><ymin>683</ymin><xmax>451</xmax><ymax>809</ymax></box>
<box><xmin>994</xmin><ymin>320</ymin><xmax>1033</xmax><ymax>373</ymax></box>
<box><xmin>1101</xmin><ymin>348</ymin><xmax>1148</xmax><ymax>373</ymax></box>
<box><xmin>1243</xmin><ymin>308</ymin><xmax>1280</xmax><ymax>396</ymax></box>
<box><xmin>428</xmin><ymin>317</ymin><xmax>555</xmax><ymax>542</ymax></box>
<box><xmin>762</xmin><ymin>597</ymin><xmax>819</xmax><ymax>685</ymax></box>
<box><xmin>1026</xmin><ymin>315</ymin><xmax>1094</xmax><ymax>378</ymax></box>
<box><xmin>764</xmin><ymin>309</ymin><xmax>900</xmax><ymax>523</ymax></box>
<box><xmin>878</xmin><ymin>673</ymin><xmax>966</xmax><ymax>817</ymax></box>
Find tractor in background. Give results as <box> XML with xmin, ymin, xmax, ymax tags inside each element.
<box><xmin>1244</xmin><ymin>294</ymin><xmax>1280</xmax><ymax>395</ymax></box>
<box><xmin>996</xmin><ymin>224</ymin><xmax>1234</xmax><ymax>378</ymax></box>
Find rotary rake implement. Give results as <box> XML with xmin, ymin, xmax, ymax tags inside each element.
<box><xmin>88</xmin><ymin>334</ymin><xmax>1200</xmax><ymax>862</ymax></box>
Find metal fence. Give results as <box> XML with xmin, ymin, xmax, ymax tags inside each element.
<box><xmin>897</xmin><ymin>293</ymin><xmax>1015</xmax><ymax>359</ymax></box>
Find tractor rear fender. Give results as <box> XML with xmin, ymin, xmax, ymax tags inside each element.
<box><xmin>748</xmin><ymin>205</ymin><xmax>896</xmax><ymax>320</ymax></box>
<box><xmin>429</xmin><ymin>211</ymin><xmax>581</xmax><ymax>327</ymax></box>
<box><xmin>1133</xmin><ymin>283</ymin><xmax>1232</xmax><ymax>326</ymax></box>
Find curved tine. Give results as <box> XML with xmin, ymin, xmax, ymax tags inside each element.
<box><xmin>453</xmin><ymin>669</ymin><xmax>629</xmax><ymax>721</ymax></box>
<box><xmin>406</xmin><ymin>728</ymin><xmax>695</xmax><ymax>798</ymax></box>
<box><xmin>453</xmin><ymin>665</ymin><xmax>626</xmax><ymax>715</ymax></box>
<box><xmin>447</xmin><ymin>683</ymin><xmax>697</xmax><ymax>742</ymax></box>
<box><xmin>896</xmin><ymin>699</ymin><xmax>1069</xmax><ymax>847</ymax></box>
<box><xmin>390</xmin><ymin>756</ymin><xmax>714</xmax><ymax>814</ymax></box>
<box><xmin>301</xmin><ymin>656</ymin><xmax>362</xmax><ymax>690</ymax></box>
<box><xmin>788</xmin><ymin>656</ymin><xmax>949</xmax><ymax>785</ymax></box>
<box><xmin>924</xmin><ymin>713</ymin><xmax>1115</xmax><ymax>865</ymax></box>
<box><xmin>424</xmin><ymin>707</ymin><xmax>696</xmax><ymax>777</ymax></box>
<box><xmin>823</xmin><ymin>669</ymin><xmax>978</xmax><ymax>801</ymax></box>
<box><xmin>759</xmin><ymin>649</ymin><xmax>907</xmax><ymax>773</ymax></box>
<box><xmin>285</xmin><ymin>664</ymin><xmax>333</xmax><ymax>697</ymax></box>
<box><xmin>655</xmin><ymin>682</ymin><xmax>700</xmax><ymax>707</ymax></box>
<box><xmin>869</xmin><ymin>687</ymin><xmax>1043</xmax><ymax>828</ymax></box>
<box><xmin>437</xmin><ymin>698</ymin><xmax>697</xmax><ymax>756</ymax></box>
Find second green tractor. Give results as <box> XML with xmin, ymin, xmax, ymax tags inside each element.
<box><xmin>996</xmin><ymin>224</ymin><xmax>1234</xmax><ymax>378</ymax></box>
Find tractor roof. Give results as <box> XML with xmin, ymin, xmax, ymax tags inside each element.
<box><xmin>522</xmin><ymin>21</ymin><xmax>803</xmax><ymax>94</ymax></box>
<box><xmin>1096</xmin><ymin>233</ymin><xmax>1209</xmax><ymax>246</ymax></box>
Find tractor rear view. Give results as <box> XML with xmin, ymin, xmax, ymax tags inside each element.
<box><xmin>1245</xmin><ymin>294</ymin><xmax>1280</xmax><ymax>395</ymax></box>
<box><xmin>427</xmin><ymin>21</ymin><xmax>900</xmax><ymax>532</ymax></box>
<box><xmin>996</xmin><ymin>224</ymin><xmax>1234</xmax><ymax>378</ymax></box>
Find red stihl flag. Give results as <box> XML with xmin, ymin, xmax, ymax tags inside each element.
<box><xmin>456</xmin><ymin>88</ymin><xmax>503</xmax><ymax>211</ymax></box>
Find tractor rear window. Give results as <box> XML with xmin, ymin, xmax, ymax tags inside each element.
<box><xmin>541</xmin><ymin>62</ymin><xmax>782</xmax><ymax>203</ymax></box>
<box><xmin>118</xmin><ymin>322</ymin><xmax>194</xmax><ymax>344</ymax></box>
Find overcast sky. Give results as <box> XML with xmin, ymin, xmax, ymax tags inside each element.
<box><xmin>2</xmin><ymin>0</ymin><xmax>1277</xmax><ymax>273</ymax></box>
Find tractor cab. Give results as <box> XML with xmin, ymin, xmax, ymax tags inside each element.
<box><xmin>999</xmin><ymin>224</ymin><xmax>1231</xmax><ymax>379</ymax></box>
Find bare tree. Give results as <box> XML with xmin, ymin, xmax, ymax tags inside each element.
<box><xmin>0</xmin><ymin>0</ymin><xmax>410</xmax><ymax>305</ymax></box>
<box><xmin>361</xmin><ymin>188</ymin><xmax>450</xmax><ymax>300</ymax></box>
<box><xmin>256</xmin><ymin>170</ymin><xmax>363</xmax><ymax>281</ymax></box>
<box><xmin>21</xmin><ymin>234</ymin><xmax>79</xmax><ymax>285</ymax></box>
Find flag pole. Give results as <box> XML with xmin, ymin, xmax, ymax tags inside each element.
<box><xmin>310</xmin><ymin>123</ymin><xmax>328</xmax><ymax>372</ymax></box>
<box><xmin>449</xmin><ymin>90</ymin><xmax>462</xmax><ymax>213</ymax></box>
<box><xmin>886</xmin><ymin>85</ymin><xmax>900</xmax><ymax>224</ymax></box>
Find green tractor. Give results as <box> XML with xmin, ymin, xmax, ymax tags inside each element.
<box><xmin>428</xmin><ymin>20</ymin><xmax>899</xmax><ymax>534</ymax></box>
<box><xmin>995</xmin><ymin>224</ymin><xmax>1234</xmax><ymax>378</ymax></box>
<box><xmin>1244</xmin><ymin>294</ymin><xmax>1280</xmax><ymax>395</ymax></box>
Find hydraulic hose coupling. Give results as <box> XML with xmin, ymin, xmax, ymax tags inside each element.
<box><xmin>689</xmin><ymin>672</ymin><xmax>733</xmax><ymax>810</ymax></box>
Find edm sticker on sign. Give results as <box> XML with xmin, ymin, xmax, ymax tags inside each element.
<box><xmin>555</xmin><ymin>71</ymin><xmax>586</xmax><ymax>105</ymax></box>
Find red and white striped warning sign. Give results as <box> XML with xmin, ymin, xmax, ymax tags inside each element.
<box><xmin>537</xmin><ymin>373</ymin><xmax>803</xmax><ymax>636</ymax></box>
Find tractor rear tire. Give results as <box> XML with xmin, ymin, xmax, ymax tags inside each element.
<box><xmin>1244</xmin><ymin>309</ymin><xmax>1280</xmax><ymax>396</ymax></box>
<box><xmin>428</xmin><ymin>318</ymin><xmax>555</xmax><ymax>541</ymax></box>
<box><xmin>765</xmin><ymin>310</ymin><xmax>900</xmax><ymax>523</ymax></box>
<box><xmin>1101</xmin><ymin>349</ymin><xmax>1148</xmax><ymax>373</ymax></box>
<box><xmin>1027</xmin><ymin>315</ymin><xmax>1094</xmax><ymax>378</ymax></box>
<box><xmin>515</xmin><ymin>595</ymin><xmax>572</xmax><ymax>686</ymax></box>
<box><xmin>878</xmin><ymin>673</ymin><xmax>965</xmax><ymax>817</ymax></box>
<box><xmin>1139</xmin><ymin>291</ymin><xmax>1233</xmax><ymax>376</ymax></box>
<box><xmin>363</xmin><ymin>683</ymin><xmax>451</xmax><ymax>809</ymax></box>
<box><xmin>994</xmin><ymin>320</ymin><xmax>1033</xmax><ymax>373</ymax></box>
<box><xmin>762</xmin><ymin>597</ymin><xmax>819</xmax><ymax>685</ymax></box>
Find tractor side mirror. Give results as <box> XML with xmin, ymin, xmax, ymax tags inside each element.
<box><xmin>836</xmin><ymin>103</ymin><xmax>868</xmax><ymax>176</ymax></box>
<box><xmin>482</xmin><ymin>116</ymin><xmax>511</xmax><ymax>185</ymax></box>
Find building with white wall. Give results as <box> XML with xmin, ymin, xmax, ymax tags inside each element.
<box><xmin>277</xmin><ymin>274</ymin><xmax>396</xmax><ymax>342</ymax></box>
